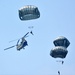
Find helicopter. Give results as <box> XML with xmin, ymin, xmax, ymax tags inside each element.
<box><xmin>4</xmin><ymin>31</ymin><xmax>33</xmax><ymax>51</ymax></box>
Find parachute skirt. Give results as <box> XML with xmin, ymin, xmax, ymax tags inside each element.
<box><xmin>50</xmin><ymin>46</ymin><xmax>68</xmax><ymax>58</ymax></box>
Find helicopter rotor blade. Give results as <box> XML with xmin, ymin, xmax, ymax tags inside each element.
<box><xmin>4</xmin><ymin>45</ymin><xmax>16</xmax><ymax>50</ymax></box>
<box><xmin>23</xmin><ymin>32</ymin><xmax>29</xmax><ymax>38</ymax></box>
<box><xmin>9</xmin><ymin>39</ymin><xmax>19</xmax><ymax>43</ymax></box>
<box><xmin>9</xmin><ymin>32</ymin><xmax>29</xmax><ymax>43</ymax></box>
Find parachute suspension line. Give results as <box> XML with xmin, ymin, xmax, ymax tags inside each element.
<box><xmin>56</xmin><ymin>59</ymin><xmax>64</xmax><ymax>75</ymax></box>
<box><xmin>56</xmin><ymin>60</ymin><xmax>62</xmax><ymax>75</ymax></box>
<box><xmin>28</xmin><ymin>26</ymin><xmax>34</xmax><ymax>35</ymax></box>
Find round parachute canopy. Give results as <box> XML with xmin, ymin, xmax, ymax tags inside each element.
<box><xmin>53</xmin><ymin>36</ymin><xmax>70</xmax><ymax>48</ymax></box>
<box><xmin>50</xmin><ymin>46</ymin><xmax>68</xmax><ymax>58</ymax></box>
<box><xmin>18</xmin><ymin>5</ymin><xmax>40</xmax><ymax>20</ymax></box>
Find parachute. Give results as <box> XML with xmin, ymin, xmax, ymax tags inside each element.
<box><xmin>53</xmin><ymin>36</ymin><xmax>70</xmax><ymax>48</ymax></box>
<box><xmin>50</xmin><ymin>36</ymin><xmax>70</xmax><ymax>59</ymax></box>
<box><xmin>18</xmin><ymin>5</ymin><xmax>40</xmax><ymax>20</ymax></box>
<box><xmin>50</xmin><ymin>46</ymin><xmax>68</xmax><ymax>58</ymax></box>
<box><xmin>50</xmin><ymin>36</ymin><xmax>70</xmax><ymax>74</ymax></box>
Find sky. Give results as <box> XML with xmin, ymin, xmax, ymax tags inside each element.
<box><xmin>0</xmin><ymin>0</ymin><xmax>75</xmax><ymax>75</ymax></box>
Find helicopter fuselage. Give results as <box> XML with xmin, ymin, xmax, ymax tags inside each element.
<box><xmin>4</xmin><ymin>32</ymin><xmax>31</xmax><ymax>51</ymax></box>
<box><xmin>17</xmin><ymin>40</ymin><xmax>28</xmax><ymax>50</ymax></box>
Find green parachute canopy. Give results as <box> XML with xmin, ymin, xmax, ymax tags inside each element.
<box><xmin>50</xmin><ymin>46</ymin><xmax>68</xmax><ymax>58</ymax></box>
<box><xmin>53</xmin><ymin>36</ymin><xmax>70</xmax><ymax>48</ymax></box>
<box><xmin>18</xmin><ymin>5</ymin><xmax>40</xmax><ymax>20</ymax></box>
<box><xmin>50</xmin><ymin>36</ymin><xmax>70</xmax><ymax>59</ymax></box>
